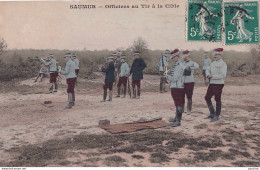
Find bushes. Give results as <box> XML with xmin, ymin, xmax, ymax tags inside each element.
<box><xmin>0</xmin><ymin>48</ymin><xmax>258</xmax><ymax>81</ymax></box>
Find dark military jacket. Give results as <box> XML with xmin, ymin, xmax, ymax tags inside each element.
<box><xmin>130</xmin><ymin>58</ymin><xmax>147</xmax><ymax>81</ymax></box>
<box><xmin>102</xmin><ymin>61</ymin><xmax>115</xmax><ymax>83</ymax></box>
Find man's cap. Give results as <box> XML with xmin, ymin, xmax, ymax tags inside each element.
<box><xmin>64</xmin><ymin>53</ymin><xmax>72</xmax><ymax>57</ymax></box>
<box><xmin>133</xmin><ymin>51</ymin><xmax>140</xmax><ymax>56</ymax></box>
<box><xmin>48</xmin><ymin>54</ymin><xmax>54</xmax><ymax>58</ymax></box>
<box><xmin>120</xmin><ymin>55</ymin><xmax>126</xmax><ymax>59</ymax></box>
<box><xmin>164</xmin><ymin>50</ymin><xmax>171</xmax><ymax>54</ymax></box>
<box><xmin>72</xmin><ymin>53</ymin><xmax>77</xmax><ymax>57</ymax></box>
<box><xmin>171</xmin><ymin>49</ymin><xmax>180</xmax><ymax>58</ymax></box>
<box><xmin>182</xmin><ymin>50</ymin><xmax>190</xmax><ymax>58</ymax></box>
<box><xmin>107</xmin><ymin>55</ymin><xmax>114</xmax><ymax>59</ymax></box>
<box><xmin>213</xmin><ymin>48</ymin><xmax>224</xmax><ymax>55</ymax></box>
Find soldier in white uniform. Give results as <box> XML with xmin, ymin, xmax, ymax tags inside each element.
<box><xmin>205</xmin><ymin>48</ymin><xmax>227</xmax><ymax>122</ymax></box>
<box><xmin>182</xmin><ymin>50</ymin><xmax>199</xmax><ymax>113</ymax></box>
<box><xmin>40</xmin><ymin>54</ymin><xmax>58</xmax><ymax>93</ymax></box>
<box><xmin>61</xmin><ymin>53</ymin><xmax>77</xmax><ymax>109</ymax></box>
<box><xmin>202</xmin><ymin>52</ymin><xmax>211</xmax><ymax>85</ymax></box>
<box><xmin>166</xmin><ymin>49</ymin><xmax>185</xmax><ymax>127</ymax></box>
<box><xmin>158</xmin><ymin>50</ymin><xmax>170</xmax><ymax>93</ymax></box>
<box><xmin>116</xmin><ymin>55</ymin><xmax>130</xmax><ymax>98</ymax></box>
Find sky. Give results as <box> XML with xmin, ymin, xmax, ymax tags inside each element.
<box><xmin>0</xmin><ymin>0</ymin><xmax>258</xmax><ymax>51</ymax></box>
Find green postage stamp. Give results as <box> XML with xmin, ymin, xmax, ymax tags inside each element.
<box><xmin>224</xmin><ymin>1</ymin><xmax>259</xmax><ymax>45</ymax></box>
<box><xmin>187</xmin><ymin>0</ymin><xmax>223</xmax><ymax>42</ymax></box>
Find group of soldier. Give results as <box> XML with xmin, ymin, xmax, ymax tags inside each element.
<box><xmin>37</xmin><ymin>48</ymin><xmax>227</xmax><ymax>128</ymax></box>
<box><xmin>158</xmin><ymin>48</ymin><xmax>227</xmax><ymax>127</ymax></box>
<box><xmin>38</xmin><ymin>53</ymin><xmax>80</xmax><ymax>109</ymax></box>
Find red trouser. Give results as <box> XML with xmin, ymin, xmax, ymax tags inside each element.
<box><xmin>184</xmin><ymin>82</ymin><xmax>195</xmax><ymax>100</ymax></box>
<box><xmin>66</xmin><ymin>78</ymin><xmax>77</xmax><ymax>93</ymax></box>
<box><xmin>132</xmin><ymin>80</ymin><xmax>141</xmax><ymax>88</ymax></box>
<box><xmin>117</xmin><ymin>77</ymin><xmax>127</xmax><ymax>87</ymax></box>
<box><xmin>171</xmin><ymin>88</ymin><xmax>185</xmax><ymax>107</ymax></box>
<box><xmin>103</xmin><ymin>82</ymin><xmax>113</xmax><ymax>90</ymax></box>
<box><xmin>50</xmin><ymin>72</ymin><xmax>58</xmax><ymax>83</ymax></box>
<box><xmin>205</xmin><ymin>84</ymin><xmax>224</xmax><ymax>102</ymax></box>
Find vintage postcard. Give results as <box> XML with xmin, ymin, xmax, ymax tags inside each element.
<box><xmin>0</xmin><ymin>0</ymin><xmax>259</xmax><ymax>168</ymax></box>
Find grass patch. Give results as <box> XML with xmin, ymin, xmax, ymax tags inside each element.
<box><xmin>232</xmin><ymin>161</ymin><xmax>260</xmax><ymax>167</ymax></box>
<box><xmin>104</xmin><ymin>156</ymin><xmax>126</xmax><ymax>167</ymax></box>
<box><xmin>194</xmin><ymin>150</ymin><xmax>235</xmax><ymax>162</ymax></box>
<box><xmin>149</xmin><ymin>152</ymin><xmax>170</xmax><ymax>163</ymax></box>
<box><xmin>85</xmin><ymin>157</ymin><xmax>102</xmax><ymax>163</ymax></box>
<box><xmin>194</xmin><ymin>123</ymin><xmax>208</xmax><ymax>129</ymax></box>
<box><xmin>178</xmin><ymin>158</ymin><xmax>196</xmax><ymax>165</ymax></box>
<box><xmin>221</xmin><ymin>128</ymin><xmax>244</xmax><ymax>142</ymax></box>
<box><xmin>113</xmin><ymin>144</ymin><xmax>152</xmax><ymax>154</ymax></box>
<box><xmin>132</xmin><ymin>155</ymin><xmax>144</xmax><ymax>159</ymax></box>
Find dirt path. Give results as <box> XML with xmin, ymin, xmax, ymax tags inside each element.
<box><xmin>0</xmin><ymin>75</ymin><xmax>259</xmax><ymax>166</ymax></box>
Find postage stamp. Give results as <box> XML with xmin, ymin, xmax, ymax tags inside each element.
<box><xmin>224</xmin><ymin>1</ymin><xmax>259</xmax><ymax>45</ymax></box>
<box><xmin>187</xmin><ymin>0</ymin><xmax>223</xmax><ymax>42</ymax></box>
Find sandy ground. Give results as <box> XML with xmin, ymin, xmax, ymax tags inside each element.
<box><xmin>0</xmin><ymin>74</ymin><xmax>259</xmax><ymax>167</ymax></box>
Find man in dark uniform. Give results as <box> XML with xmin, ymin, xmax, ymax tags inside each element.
<box><xmin>101</xmin><ymin>55</ymin><xmax>115</xmax><ymax>102</ymax></box>
<box><xmin>130</xmin><ymin>51</ymin><xmax>147</xmax><ymax>99</ymax></box>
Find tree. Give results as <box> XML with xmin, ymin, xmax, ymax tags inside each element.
<box><xmin>131</xmin><ymin>37</ymin><xmax>148</xmax><ymax>55</ymax></box>
<box><xmin>0</xmin><ymin>38</ymin><xmax>7</xmax><ymax>56</ymax></box>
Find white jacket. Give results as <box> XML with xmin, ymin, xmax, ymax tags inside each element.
<box><xmin>183</xmin><ymin>60</ymin><xmax>199</xmax><ymax>83</ymax></box>
<box><xmin>167</xmin><ymin>60</ymin><xmax>185</xmax><ymax>89</ymax></box>
<box><xmin>206</xmin><ymin>59</ymin><xmax>227</xmax><ymax>84</ymax></box>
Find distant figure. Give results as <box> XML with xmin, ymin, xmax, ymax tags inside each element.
<box><xmin>116</xmin><ymin>55</ymin><xmax>130</xmax><ymax>98</ymax></box>
<box><xmin>205</xmin><ymin>48</ymin><xmax>227</xmax><ymax>122</ymax></box>
<box><xmin>101</xmin><ymin>55</ymin><xmax>115</xmax><ymax>102</ymax></box>
<box><xmin>158</xmin><ymin>50</ymin><xmax>170</xmax><ymax>93</ymax></box>
<box><xmin>60</xmin><ymin>53</ymin><xmax>77</xmax><ymax>109</ymax></box>
<box><xmin>130</xmin><ymin>51</ymin><xmax>147</xmax><ymax>99</ymax></box>
<box><xmin>35</xmin><ymin>63</ymin><xmax>46</xmax><ymax>82</ymax></box>
<box><xmin>40</xmin><ymin>54</ymin><xmax>58</xmax><ymax>93</ymax></box>
<box><xmin>182</xmin><ymin>50</ymin><xmax>199</xmax><ymax>113</ymax></box>
<box><xmin>73</xmin><ymin>54</ymin><xmax>80</xmax><ymax>83</ymax></box>
<box><xmin>202</xmin><ymin>52</ymin><xmax>211</xmax><ymax>85</ymax></box>
<box><xmin>166</xmin><ymin>49</ymin><xmax>185</xmax><ymax>127</ymax></box>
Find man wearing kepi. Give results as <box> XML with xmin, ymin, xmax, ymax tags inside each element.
<box><xmin>101</xmin><ymin>55</ymin><xmax>115</xmax><ymax>102</ymax></box>
<box><xmin>158</xmin><ymin>50</ymin><xmax>170</xmax><ymax>93</ymax></box>
<box><xmin>60</xmin><ymin>53</ymin><xmax>77</xmax><ymax>109</ymax></box>
<box><xmin>40</xmin><ymin>54</ymin><xmax>58</xmax><ymax>93</ymax></box>
<box><xmin>166</xmin><ymin>49</ymin><xmax>185</xmax><ymax>127</ymax></box>
<box><xmin>130</xmin><ymin>51</ymin><xmax>147</xmax><ymax>99</ymax></box>
<box><xmin>182</xmin><ymin>50</ymin><xmax>199</xmax><ymax>113</ymax></box>
<box><xmin>202</xmin><ymin>52</ymin><xmax>211</xmax><ymax>85</ymax></box>
<box><xmin>205</xmin><ymin>48</ymin><xmax>227</xmax><ymax>122</ymax></box>
<box><xmin>116</xmin><ymin>55</ymin><xmax>130</xmax><ymax>98</ymax></box>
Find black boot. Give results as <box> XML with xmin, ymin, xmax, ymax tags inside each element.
<box><xmin>162</xmin><ymin>77</ymin><xmax>167</xmax><ymax>92</ymax></box>
<box><xmin>206</xmin><ymin>101</ymin><xmax>215</xmax><ymax>119</ymax></box>
<box><xmin>160</xmin><ymin>77</ymin><xmax>163</xmax><ymax>93</ymax></box>
<box><xmin>172</xmin><ymin>106</ymin><xmax>183</xmax><ymax>127</ymax></box>
<box><xmin>169</xmin><ymin>110</ymin><xmax>177</xmax><ymax>122</ymax></box>
<box><xmin>116</xmin><ymin>86</ymin><xmax>120</xmax><ymax>97</ymax></box>
<box><xmin>211</xmin><ymin>102</ymin><xmax>221</xmax><ymax>122</ymax></box>
<box><xmin>49</xmin><ymin>84</ymin><xmax>53</xmax><ymax>93</ymax></box>
<box><xmin>132</xmin><ymin>88</ymin><xmax>136</xmax><ymax>98</ymax></box>
<box><xmin>72</xmin><ymin>92</ymin><xmax>75</xmax><ymax>106</ymax></box>
<box><xmin>101</xmin><ymin>90</ymin><xmax>107</xmax><ymax>102</ymax></box>
<box><xmin>187</xmin><ymin>99</ymin><xmax>192</xmax><ymax>113</ymax></box>
<box><xmin>137</xmin><ymin>87</ymin><xmax>141</xmax><ymax>99</ymax></box>
<box><xmin>122</xmin><ymin>86</ymin><xmax>126</xmax><ymax>98</ymax></box>
<box><xmin>65</xmin><ymin>93</ymin><xmax>73</xmax><ymax>109</ymax></box>
<box><xmin>108</xmin><ymin>90</ymin><xmax>113</xmax><ymax>101</ymax></box>
<box><xmin>53</xmin><ymin>82</ymin><xmax>58</xmax><ymax>92</ymax></box>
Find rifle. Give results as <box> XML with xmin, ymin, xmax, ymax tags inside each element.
<box><xmin>127</xmin><ymin>77</ymin><xmax>132</xmax><ymax>97</ymax></box>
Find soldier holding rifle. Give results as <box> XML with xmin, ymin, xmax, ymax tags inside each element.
<box><xmin>158</xmin><ymin>50</ymin><xmax>170</xmax><ymax>93</ymax></box>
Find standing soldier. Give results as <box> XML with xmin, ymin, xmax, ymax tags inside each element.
<box><xmin>60</xmin><ymin>53</ymin><xmax>77</xmax><ymax>109</ymax></box>
<box><xmin>101</xmin><ymin>55</ymin><xmax>115</xmax><ymax>102</ymax></box>
<box><xmin>113</xmin><ymin>52</ymin><xmax>120</xmax><ymax>85</ymax></box>
<box><xmin>40</xmin><ymin>54</ymin><xmax>58</xmax><ymax>93</ymax></box>
<box><xmin>116</xmin><ymin>55</ymin><xmax>130</xmax><ymax>98</ymax></box>
<box><xmin>205</xmin><ymin>48</ymin><xmax>227</xmax><ymax>122</ymax></box>
<box><xmin>158</xmin><ymin>50</ymin><xmax>170</xmax><ymax>93</ymax></box>
<box><xmin>166</xmin><ymin>49</ymin><xmax>185</xmax><ymax>127</ymax></box>
<box><xmin>130</xmin><ymin>51</ymin><xmax>147</xmax><ymax>99</ymax></box>
<box><xmin>182</xmin><ymin>50</ymin><xmax>199</xmax><ymax>113</ymax></box>
<box><xmin>73</xmin><ymin>54</ymin><xmax>80</xmax><ymax>83</ymax></box>
<box><xmin>202</xmin><ymin>52</ymin><xmax>211</xmax><ymax>85</ymax></box>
